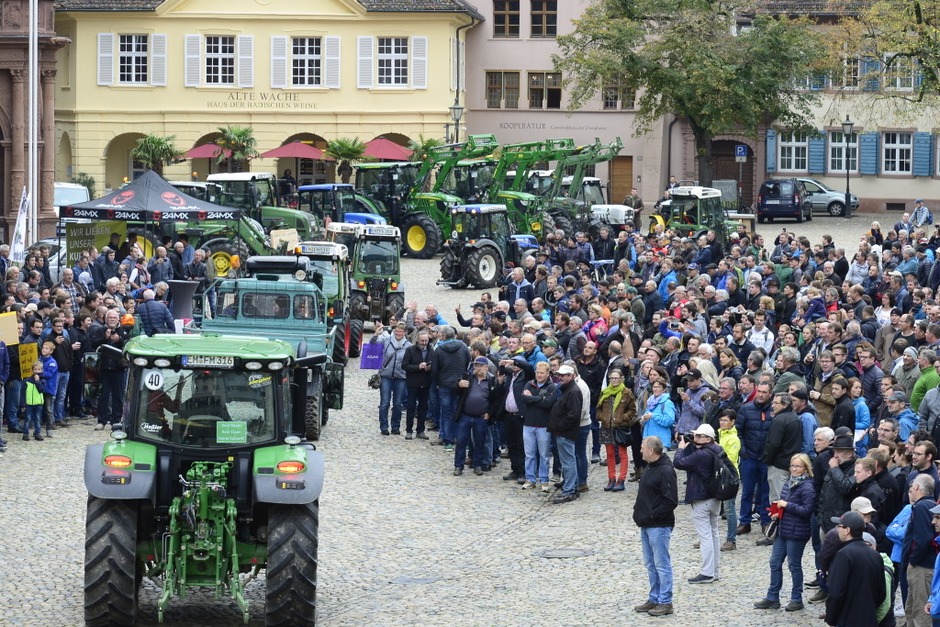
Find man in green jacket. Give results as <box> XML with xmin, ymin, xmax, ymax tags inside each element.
<box><xmin>911</xmin><ymin>349</ymin><xmax>939</xmax><ymax>412</ymax></box>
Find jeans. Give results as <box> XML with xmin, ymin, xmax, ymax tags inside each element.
<box><xmin>576</xmin><ymin>424</ymin><xmax>591</xmax><ymax>487</ymax></box>
<box><xmin>405</xmin><ymin>386</ymin><xmax>429</xmax><ymax>434</ymax></box>
<box><xmin>98</xmin><ymin>369</ymin><xmax>127</xmax><ymax>425</ymax></box>
<box><xmin>523</xmin><ymin>426</ymin><xmax>552</xmax><ymax>483</ymax></box>
<box><xmin>739</xmin><ymin>457</ymin><xmax>771</xmax><ymax>526</ymax></box>
<box><xmin>427</xmin><ymin>384</ymin><xmax>439</xmax><ymax>426</ymax></box>
<box><xmin>455</xmin><ymin>414</ymin><xmax>488</xmax><ymax>469</ymax></box>
<box><xmin>24</xmin><ymin>403</ymin><xmax>42</xmax><ymax>436</ymax></box>
<box><xmin>767</xmin><ymin>536</ymin><xmax>808</xmax><ymax>602</ymax></box>
<box><xmin>641</xmin><ymin>526</ymin><xmax>674</xmax><ymax>604</ymax></box>
<box><xmin>5</xmin><ymin>379</ymin><xmax>23</xmax><ymax>431</ymax></box>
<box><xmin>378</xmin><ymin>376</ymin><xmax>406</xmax><ymax>432</ymax></box>
<box><xmin>691</xmin><ymin>498</ymin><xmax>721</xmax><ymax>578</ymax></box>
<box><xmin>556</xmin><ymin>435</ymin><xmax>578</xmax><ymax>495</ymax></box>
<box><xmin>724</xmin><ymin>497</ymin><xmax>738</xmax><ymax>542</ymax></box>
<box><xmin>54</xmin><ymin>371</ymin><xmax>70</xmax><ymax>423</ymax></box>
<box><xmin>438</xmin><ymin>387</ymin><xmax>458</xmax><ymax>444</ymax></box>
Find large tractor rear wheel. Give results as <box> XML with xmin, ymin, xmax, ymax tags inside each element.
<box><xmin>304</xmin><ymin>395</ymin><xmax>322</xmax><ymax>441</ymax></box>
<box><xmin>349</xmin><ymin>292</ymin><xmax>367</xmax><ymax>321</ymax></box>
<box><xmin>206</xmin><ymin>239</ymin><xmax>250</xmax><ymax>278</ymax></box>
<box><xmin>386</xmin><ymin>293</ymin><xmax>404</xmax><ymax>324</ymax></box>
<box><xmin>348</xmin><ymin>318</ymin><xmax>364</xmax><ymax>359</ymax></box>
<box><xmin>439</xmin><ymin>249</ymin><xmax>459</xmax><ymax>287</ymax></box>
<box><xmin>401</xmin><ymin>214</ymin><xmax>441</xmax><ymax>259</ymax></box>
<box><xmin>265</xmin><ymin>501</ymin><xmax>319</xmax><ymax>626</ymax></box>
<box><xmin>466</xmin><ymin>247</ymin><xmax>501</xmax><ymax>289</ymax></box>
<box><xmin>550</xmin><ymin>213</ymin><xmax>574</xmax><ymax>238</ymax></box>
<box><xmin>332</xmin><ymin>322</ymin><xmax>349</xmax><ymax>366</ymax></box>
<box><xmin>84</xmin><ymin>497</ymin><xmax>139</xmax><ymax>627</ymax></box>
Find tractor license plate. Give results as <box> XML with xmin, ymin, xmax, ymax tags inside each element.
<box><xmin>182</xmin><ymin>355</ymin><xmax>235</xmax><ymax>369</ymax></box>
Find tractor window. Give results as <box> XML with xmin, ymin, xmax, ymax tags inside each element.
<box><xmin>490</xmin><ymin>213</ymin><xmax>511</xmax><ymax>240</ymax></box>
<box><xmin>308</xmin><ymin>259</ymin><xmax>339</xmax><ymax>299</ymax></box>
<box><xmin>242</xmin><ymin>293</ymin><xmax>291</xmax><ymax>319</ymax></box>
<box><xmin>217</xmin><ymin>292</ymin><xmax>238</xmax><ymax>318</ymax></box>
<box><xmin>293</xmin><ymin>294</ymin><xmax>320</xmax><ymax>320</ymax></box>
<box><xmin>455</xmin><ymin>214</ymin><xmax>482</xmax><ymax>240</ymax></box>
<box><xmin>217</xmin><ymin>181</ymin><xmax>254</xmax><ymax>210</ymax></box>
<box><xmin>357</xmin><ymin>240</ymin><xmax>399</xmax><ymax>275</ymax></box>
<box><xmin>133</xmin><ymin>368</ymin><xmax>278</xmax><ymax>447</ymax></box>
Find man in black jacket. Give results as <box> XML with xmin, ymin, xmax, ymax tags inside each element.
<box><xmin>401</xmin><ymin>330</ymin><xmax>433</xmax><ymax>440</ymax></box>
<box><xmin>764</xmin><ymin>394</ymin><xmax>805</xmax><ymax>504</ymax></box>
<box><xmin>452</xmin><ymin>357</ymin><xmax>499</xmax><ymax>476</ymax></box>
<box><xmin>674</xmin><ymin>423</ymin><xmax>724</xmax><ymax>584</ymax></box>
<box><xmin>137</xmin><ymin>289</ymin><xmax>176</xmax><ymax>336</ymax></box>
<box><xmin>548</xmin><ymin>364</ymin><xmax>582</xmax><ymax>503</ymax></box>
<box><xmin>494</xmin><ymin>356</ymin><xmax>533</xmax><ymax>483</ymax></box>
<box><xmin>89</xmin><ymin>309</ymin><xmax>129</xmax><ymax>429</ymax></box>
<box><xmin>903</xmin><ymin>473</ymin><xmax>937</xmax><ymax>627</ymax></box>
<box><xmin>825</xmin><ymin>511</ymin><xmax>887</xmax><ymax>627</ymax></box>
<box><xmin>633</xmin><ymin>436</ymin><xmax>679</xmax><ymax>617</ymax></box>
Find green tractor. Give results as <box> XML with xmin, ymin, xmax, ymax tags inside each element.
<box><xmin>438</xmin><ymin>204</ymin><xmax>540</xmax><ymax>289</ymax></box>
<box><xmin>82</xmin><ymin>333</ymin><xmax>340</xmax><ymax>625</ymax></box>
<box><xmin>207</xmin><ymin>172</ymin><xmax>316</xmax><ymax>240</ymax></box>
<box><xmin>540</xmin><ymin>138</ymin><xmax>623</xmax><ymax>234</ymax></box>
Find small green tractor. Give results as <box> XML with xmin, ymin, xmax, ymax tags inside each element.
<box><xmin>438</xmin><ymin>204</ymin><xmax>539</xmax><ymax>289</ymax></box>
<box><xmin>83</xmin><ymin>334</ymin><xmax>339</xmax><ymax>625</ymax></box>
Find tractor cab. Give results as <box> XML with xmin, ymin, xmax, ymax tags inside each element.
<box><xmin>650</xmin><ymin>186</ymin><xmax>729</xmax><ymax>245</ymax></box>
<box><xmin>326</xmin><ymin>221</ymin><xmax>359</xmax><ymax>252</ymax></box>
<box><xmin>292</xmin><ymin>241</ymin><xmax>349</xmax><ymax>310</ymax></box>
<box><xmin>354</xmin><ymin>161</ymin><xmax>421</xmax><ymax>222</ymax></box>
<box><xmin>297</xmin><ymin>183</ymin><xmax>386</xmax><ymax>227</ymax></box>
<box><xmin>348</xmin><ymin>224</ymin><xmax>404</xmax><ymax>324</ymax></box>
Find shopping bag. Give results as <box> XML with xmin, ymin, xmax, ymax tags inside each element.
<box><xmin>360</xmin><ymin>342</ymin><xmax>384</xmax><ymax>369</ymax></box>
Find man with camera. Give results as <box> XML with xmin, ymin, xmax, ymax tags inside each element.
<box><xmin>90</xmin><ymin>309</ymin><xmax>130</xmax><ymax>429</ymax></box>
<box><xmin>673</xmin><ymin>423</ymin><xmax>724</xmax><ymax>584</ymax></box>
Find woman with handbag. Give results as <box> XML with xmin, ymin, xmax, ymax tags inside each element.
<box><xmin>596</xmin><ymin>369</ymin><xmax>636</xmax><ymax>492</ymax></box>
<box><xmin>754</xmin><ymin>452</ymin><xmax>816</xmax><ymax>612</ymax></box>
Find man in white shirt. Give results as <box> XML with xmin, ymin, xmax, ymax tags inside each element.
<box><xmin>746</xmin><ymin>311</ymin><xmax>775</xmax><ymax>353</ymax></box>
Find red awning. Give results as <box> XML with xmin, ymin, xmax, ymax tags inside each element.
<box><xmin>184</xmin><ymin>144</ymin><xmax>230</xmax><ymax>159</ymax></box>
<box><xmin>261</xmin><ymin>142</ymin><xmax>330</xmax><ymax>160</ymax></box>
<box><xmin>364</xmin><ymin>138</ymin><xmax>413</xmax><ymax>161</ymax></box>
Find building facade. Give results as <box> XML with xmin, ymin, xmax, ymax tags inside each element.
<box><xmin>54</xmin><ymin>0</ymin><xmax>481</xmax><ymax>192</ymax></box>
<box><xmin>1</xmin><ymin>0</ymin><xmax>62</xmax><ymax>238</ymax></box>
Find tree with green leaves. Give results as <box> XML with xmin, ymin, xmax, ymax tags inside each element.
<box><xmin>554</xmin><ymin>0</ymin><xmax>830</xmax><ymax>186</ymax></box>
<box><xmin>325</xmin><ymin>137</ymin><xmax>367</xmax><ymax>183</ymax></box>
<box><xmin>215</xmin><ymin>125</ymin><xmax>259</xmax><ymax>173</ymax></box>
<box><xmin>408</xmin><ymin>134</ymin><xmax>444</xmax><ymax>163</ymax></box>
<box><xmin>131</xmin><ymin>134</ymin><xmax>183</xmax><ymax>177</ymax></box>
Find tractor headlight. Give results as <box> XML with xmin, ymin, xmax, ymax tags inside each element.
<box><xmin>268</xmin><ymin>362</ymin><xmax>284</xmax><ymax>371</ymax></box>
<box><xmin>154</xmin><ymin>358</ymin><xmax>171</xmax><ymax>368</ymax></box>
<box><xmin>133</xmin><ymin>357</ymin><xmax>148</xmax><ymax>367</ymax></box>
<box><xmin>244</xmin><ymin>361</ymin><xmax>263</xmax><ymax>370</ymax></box>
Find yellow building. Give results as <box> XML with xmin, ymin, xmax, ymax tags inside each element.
<box><xmin>54</xmin><ymin>0</ymin><xmax>482</xmax><ymax>191</ymax></box>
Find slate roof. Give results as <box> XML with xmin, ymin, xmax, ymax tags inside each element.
<box><xmin>56</xmin><ymin>0</ymin><xmax>484</xmax><ymax>19</ymax></box>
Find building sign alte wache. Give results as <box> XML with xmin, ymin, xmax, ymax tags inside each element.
<box><xmin>207</xmin><ymin>92</ymin><xmax>319</xmax><ymax>110</ymax></box>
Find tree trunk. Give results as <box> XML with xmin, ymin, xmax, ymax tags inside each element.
<box><xmin>692</xmin><ymin>127</ymin><xmax>714</xmax><ymax>188</ymax></box>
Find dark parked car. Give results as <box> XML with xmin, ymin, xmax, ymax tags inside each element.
<box><xmin>756</xmin><ymin>178</ymin><xmax>813</xmax><ymax>224</ymax></box>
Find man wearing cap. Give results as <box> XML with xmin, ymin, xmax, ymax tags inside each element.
<box><xmin>894</xmin><ymin>346</ymin><xmax>922</xmax><ymax>397</ymax></box>
<box><xmin>884</xmin><ymin>389</ymin><xmax>919</xmax><ymax>442</ymax></box>
<box><xmin>904</xmin><ymin>473</ymin><xmax>939</xmax><ymax>626</ymax></box>
<box><xmin>825</xmin><ymin>510</ymin><xmax>887</xmax><ymax>626</ymax></box>
<box><xmin>674</xmin><ymin>423</ymin><xmax>724</xmax><ymax>583</ymax></box>
<box><xmin>495</xmin><ymin>355</ymin><xmax>534</xmax><ymax>482</ymax></box>
<box><xmin>817</xmin><ymin>433</ymin><xmax>859</xmax><ymax>535</ymax></box>
<box><xmin>452</xmin><ymin>357</ymin><xmax>498</xmax><ymax>476</ymax></box>
<box><xmin>547</xmin><ymin>364</ymin><xmax>583</xmax><ymax>504</ymax></box>
<box><xmin>912</xmin><ymin>198</ymin><xmax>932</xmax><ymax>228</ymax></box>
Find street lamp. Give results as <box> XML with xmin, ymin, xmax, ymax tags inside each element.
<box><xmin>449</xmin><ymin>103</ymin><xmax>465</xmax><ymax>143</ymax></box>
<box><xmin>842</xmin><ymin>115</ymin><xmax>854</xmax><ymax>219</ymax></box>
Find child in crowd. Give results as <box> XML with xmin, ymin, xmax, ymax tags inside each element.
<box><xmin>23</xmin><ymin>360</ymin><xmax>45</xmax><ymax>441</ymax></box>
<box><xmin>39</xmin><ymin>341</ymin><xmax>58</xmax><ymax>437</ymax></box>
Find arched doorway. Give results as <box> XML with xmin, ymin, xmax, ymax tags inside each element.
<box><xmin>189</xmin><ymin>132</ymin><xmax>223</xmax><ymax>180</ymax></box>
<box><xmin>270</xmin><ymin>133</ymin><xmax>330</xmax><ymax>185</ymax></box>
<box><xmin>711</xmin><ymin>139</ymin><xmax>755</xmax><ymax>207</ymax></box>
<box><xmin>103</xmin><ymin>132</ymin><xmax>146</xmax><ymax>191</ymax></box>
<box><xmin>58</xmin><ymin>132</ymin><xmax>73</xmax><ymax>181</ymax></box>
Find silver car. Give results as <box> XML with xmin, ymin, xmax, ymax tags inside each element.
<box><xmin>797</xmin><ymin>177</ymin><xmax>859</xmax><ymax>217</ymax></box>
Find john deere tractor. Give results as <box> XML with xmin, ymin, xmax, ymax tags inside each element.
<box><xmin>83</xmin><ymin>333</ymin><xmax>341</xmax><ymax>625</ymax></box>
<box><xmin>438</xmin><ymin>204</ymin><xmax>539</xmax><ymax>289</ymax></box>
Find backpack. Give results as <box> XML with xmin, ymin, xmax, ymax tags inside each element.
<box><xmin>927</xmin><ymin>211</ymin><xmax>934</xmax><ymax>225</ymax></box>
<box><xmin>706</xmin><ymin>447</ymin><xmax>740</xmax><ymax>500</ymax></box>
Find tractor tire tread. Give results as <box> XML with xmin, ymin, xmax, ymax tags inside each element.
<box><xmin>84</xmin><ymin>497</ymin><xmax>138</xmax><ymax>627</ymax></box>
<box><xmin>265</xmin><ymin>501</ymin><xmax>319</xmax><ymax>626</ymax></box>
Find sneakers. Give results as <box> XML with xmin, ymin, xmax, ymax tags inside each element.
<box><xmin>453</xmin><ymin>468</ymin><xmax>463</xmax><ymax>476</ymax></box>
<box><xmin>404</xmin><ymin>432</ymin><xmax>413</xmax><ymax>440</ymax></box>
<box><xmin>45</xmin><ymin>430</ymin><xmax>53</xmax><ymax>437</ymax></box>
<box><xmin>33</xmin><ymin>434</ymin><xmax>43</xmax><ymax>441</ymax></box>
<box><xmin>756</xmin><ymin>536</ymin><xmax>775</xmax><ymax>546</ymax></box>
<box><xmin>612</xmin><ymin>481</ymin><xmax>625</xmax><ymax>492</ymax></box>
<box><xmin>590</xmin><ymin>454</ymin><xmax>601</xmax><ymax>464</ymax></box>
<box><xmin>809</xmin><ymin>590</ymin><xmax>828</xmax><ymax>603</ymax></box>
<box><xmin>415</xmin><ymin>432</ymin><xmax>429</xmax><ymax>440</ymax></box>
<box><xmin>633</xmin><ymin>600</ymin><xmax>657</xmax><ymax>613</ymax></box>
<box><xmin>577</xmin><ymin>484</ymin><xmax>589</xmax><ymax>492</ymax></box>
<box><xmin>22</xmin><ymin>433</ymin><xmax>29</xmax><ymax>441</ymax></box>
<box><xmin>604</xmin><ymin>480</ymin><xmax>616</xmax><ymax>491</ymax></box>
<box><xmin>687</xmin><ymin>574</ymin><xmax>715</xmax><ymax>584</ymax></box>
<box><xmin>785</xmin><ymin>601</ymin><xmax>804</xmax><ymax>612</ymax></box>
<box><xmin>381</xmin><ymin>430</ymin><xmax>390</xmax><ymax>436</ymax></box>
<box><xmin>540</xmin><ymin>482</ymin><xmax>551</xmax><ymax>493</ymax></box>
<box><xmin>552</xmin><ymin>493</ymin><xmax>576</xmax><ymax>504</ymax></box>
<box><xmin>503</xmin><ymin>472</ymin><xmax>521</xmax><ymax>481</ymax></box>
<box><xmin>805</xmin><ymin>577</ymin><xmax>821</xmax><ymax>589</ymax></box>
<box><xmin>647</xmin><ymin>603</ymin><xmax>673</xmax><ymax>616</ymax></box>
<box><xmin>94</xmin><ymin>423</ymin><xmax>105</xmax><ymax>431</ymax></box>
<box><xmin>443</xmin><ymin>444</ymin><xmax>455</xmax><ymax>451</ymax></box>
<box><xmin>521</xmin><ymin>481</ymin><xmax>536</xmax><ymax>490</ymax></box>
<box><xmin>473</xmin><ymin>467</ymin><xmax>484</xmax><ymax>476</ymax></box>
<box><xmin>721</xmin><ymin>541</ymin><xmax>736</xmax><ymax>551</ymax></box>
<box><xmin>754</xmin><ymin>599</ymin><xmax>781</xmax><ymax>609</ymax></box>
<box><xmin>736</xmin><ymin>523</ymin><xmax>752</xmax><ymax>535</ymax></box>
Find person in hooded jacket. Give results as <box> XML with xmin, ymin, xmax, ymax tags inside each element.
<box><xmin>370</xmin><ymin>321</ymin><xmax>412</xmax><ymax>436</ymax></box>
<box><xmin>737</xmin><ymin>382</ymin><xmax>775</xmax><ymax>535</ymax></box>
<box><xmin>829</xmin><ymin>377</ymin><xmax>856</xmax><ymax>434</ymax></box>
<box><xmin>431</xmin><ymin>325</ymin><xmax>470</xmax><ymax>448</ymax></box>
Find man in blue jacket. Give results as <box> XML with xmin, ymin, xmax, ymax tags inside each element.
<box><xmin>737</xmin><ymin>382</ymin><xmax>774</xmax><ymax>538</ymax></box>
<box><xmin>904</xmin><ymin>473</ymin><xmax>938</xmax><ymax>627</ymax></box>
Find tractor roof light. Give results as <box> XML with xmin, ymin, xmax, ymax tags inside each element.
<box><xmin>154</xmin><ymin>358</ymin><xmax>171</xmax><ymax>368</ymax></box>
<box><xmin>133</xmin><ymin>357</ymin><xmax>148</xmax><ymax>367</ymax></box>
<box><xmin>268</xmin><ymin>362</ymin><xmax>284</xmax><ymax>371</ymax></box>
<box><xmin>244</xmin><ymin>361</ymin><xmax>263</xmax><ymax>370</ymax></box>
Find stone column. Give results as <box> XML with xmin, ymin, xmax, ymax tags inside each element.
<box><xmin>9</xmin><ymin>69</ymin><xmax>25</xmax><ymax>235</ymax></box>
<box><xmin>40</xmin><ymin>68</ymin><xmax>56</xmax><ymax>234</ymax></box>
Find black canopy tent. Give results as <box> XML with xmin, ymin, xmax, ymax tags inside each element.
<box><xmin>59</xmin><ymin>170</ymin><xmax>242</xmax><ymax>222</ymax></box>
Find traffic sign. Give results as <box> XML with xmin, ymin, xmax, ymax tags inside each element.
<box><xmin>735</xmin><ymin>144</ymin><xmax>748</xmax><ymax>162</ymax></box>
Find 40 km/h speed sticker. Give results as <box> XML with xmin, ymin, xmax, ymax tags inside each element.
<box><xmin>144</xmin><ymin>370</ymin><xmax>164</xmax><ymax>391</ymax></box>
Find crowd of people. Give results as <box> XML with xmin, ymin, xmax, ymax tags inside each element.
<box><xmin>0</xmin><ymin>232</ymin><xmax>207</xmax><ymax>453</ymax></box>
<box><xmin>369</xmin><ymin>207</ymin><xmax>940</xmax><ymax>624</ymax></box>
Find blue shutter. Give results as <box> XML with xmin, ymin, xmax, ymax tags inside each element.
<box><xmin>913</xmin><ymin>132</ymin><xmax>934</xmax><ymax>177</ymax></box>
<box><xmin>807</xmin><ymin>133</ymin><xmax>826</xmax><ymax>174</ymax></box>
<box><xmin>766</xmin><ymin>129</ymin><xmax>777</xmax><ymax>173</ymax></box>
<box><xmin>859</xmin><ymin>132</ymin><xmax>879</xmax><ymax>175</ymax></box>
<box><xmin>862</xmin><ymin>57</ymin><xmax>881</xmax><ymax>92</ymax></box>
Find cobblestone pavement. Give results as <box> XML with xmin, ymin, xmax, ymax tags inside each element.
<box><xmin>0</xmin><ymin>215</ymin><xmax>871</xmax><ymax>626</ymax></box>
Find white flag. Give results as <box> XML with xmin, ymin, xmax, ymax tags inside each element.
<box><xmin>10</xmin><ymin>187</ymin><xmax>29</xmax><ymax>264</ymax></box>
